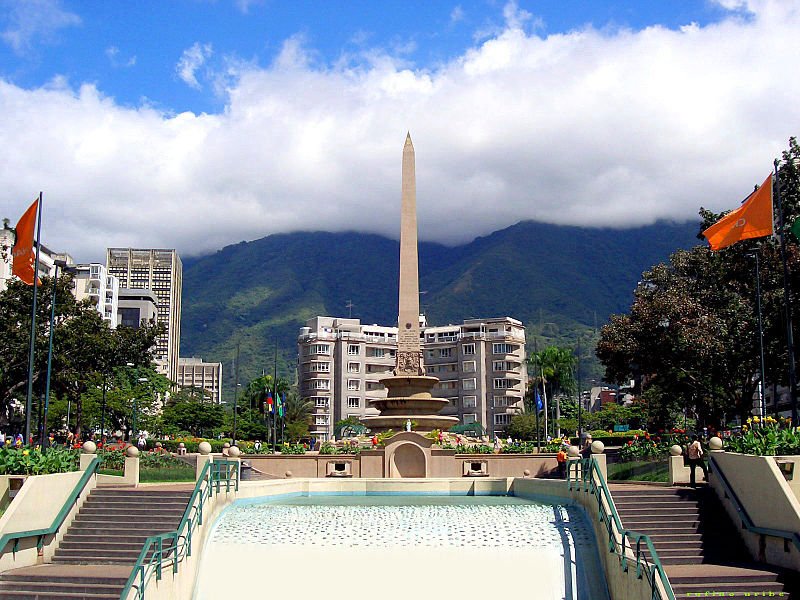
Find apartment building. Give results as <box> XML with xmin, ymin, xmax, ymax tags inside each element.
<box><xmin>106</xmin><ymin>248</ymin><xmax>182</xmax><ymax>383</ymax></box>
<box><xmin>176</xmin><ymin>357</ymin><xmax>223</xmax><ymax>405</ymax></box>
<box><xmin>0</xmin><ymin>220</ymin><xmax>72</xmax><ymax>292</ymax></box>
<box><xmin>73</xmin><ymin>263</ymin><xmax>119</xmax><ymax>328</ymax></box>
<box><xmin>298</xmin><ymin>316</ymin><xmax>527</xmax><ymax>440</ymax></box>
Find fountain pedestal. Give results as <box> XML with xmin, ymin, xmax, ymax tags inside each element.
<box><xmin>360</xmin><ymin>375</ymin><xmax>458</xmax><ymax>433</ymax></box>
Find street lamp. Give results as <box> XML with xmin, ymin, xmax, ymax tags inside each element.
<box><xmin>135</xmin><ymin>377</ymin><xmax>148</xmax><ymax>441</ymax></box>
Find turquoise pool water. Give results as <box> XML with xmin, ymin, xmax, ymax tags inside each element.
<box><xmin>196</xmin><ymin>494</ymin><xmax>609</xmax><ymax>600</ymax></box>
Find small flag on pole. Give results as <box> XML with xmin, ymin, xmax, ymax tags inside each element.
<box><xmin>266</xmin><ymin>391</ymin><xmax>274</xmax><ymax>413</ymax></box>
<box><xmin>12</xmin><ymin>198</ymin><xmax>40</xmax><ymax>285</ymax></box>
<box><xmin>277</xmin><ymin>394</ymin><xmax>284</xmax><ymax>419</ymax></box>
<box><xmin>535</xmin><ymin>388</ymin><xmax>543</xmax><ymax>412</ymax></box>
<box><xmin>703</xmin><ymin>174</ymin><xmax>774</xmax><ymax>251</ymax></box>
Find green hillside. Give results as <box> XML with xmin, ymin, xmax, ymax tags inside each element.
<box><xmin>180</xmin><ymin>219</ymin><xmax>701</xmax><ymax>398</ymax></box>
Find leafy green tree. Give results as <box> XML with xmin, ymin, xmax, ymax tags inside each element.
<box><xmin>160</xmin><ymin>394</ymin><xmax>225</xmax><ymax>437</ymax></box>
<box><xmin>0</xmin><ymin>274</ymin><xmax>162</xmax><ymax>437</ymax></box>
<box><xmin>508</xmin><ymin>413</ymin><xmax>544</xmax><ymax>441</ymax></box>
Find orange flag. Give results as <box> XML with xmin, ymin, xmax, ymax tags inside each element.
<box><xmin>703</xmin><ymin>174</ymin><xmax>774</xmax><ymax>251</ymax></box>
<box><xmin>11</xmin><ymin>198</ymin><xmax>40</xmax><ymax>285</ymax></box>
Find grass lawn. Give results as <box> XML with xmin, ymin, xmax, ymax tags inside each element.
<box><xmin>99</xmin><ymin>466</ymin><xmax>195</xmax><ymax>482</ymax></box>
<box><xmin>607</xmin><ymin>460</ymin><xmax>669</xmax><ymax>482</ymax></box>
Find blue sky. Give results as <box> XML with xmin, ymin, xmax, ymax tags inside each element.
<box><xmin>0</xmin><ymin>0</ymin><xmax>796</xmax><ymax>261</ymax></box>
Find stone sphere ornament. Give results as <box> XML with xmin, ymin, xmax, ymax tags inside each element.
<box><xmin>229</xmin><ymin>446</ymin><xmax>241</xmax><ymax>458</ymax></box>
<box><xmin>82</xmin><ymin>441</ymin><xmax>97</xmax><ymax>454</ymax></box>
<box><xmin>198</xmin><ymin>441</ymin><xmax>212</xmax><ymax>455</ymax></box>
<box><xmin>125</xmin><ymin>445</ymin><xmax>139</xmax><ymax>458</ymax></box>
<box><xmin>709</xmin><ymin>436</ymin><xmax>723</xmax><ymax>451</ymax></box>
<box><xmin>523</xmin><ymin>469</ymin><xmax>531</xmax><ymax>477</ymax></box>
<box><xmin>669</xmin><ymin>444</ymin><xmax>683</xmax><ymax>456</ymax></box>
<box><xmin>590</xmin><ymin>440</ymin><xmax>605</xmax><ymax>454</ymax></box>
<box><xmin>567</xmin><ymin>445</ymin><xmax>580</xmax><ymax>458</ymax></box>
<box><xmin>223</xmin><ymin>442</ymin><xmax>231</xmax><ymax>449</ymax></box>
<box><xmin>285</xmin><ymin>471</ymin><xmax>293</xmax><ymax>478</ymax></box>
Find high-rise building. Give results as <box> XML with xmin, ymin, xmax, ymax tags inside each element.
<box><xmin>106</xmin><ymin>248</ymin><xmax>182</xmax><ymax>383</ymax></box>
<box><xmin>298</xmin><ymin>316</ymin><xmax>527</xmax><ymax>440</ymax></box>
<box><xmin>72</xmin><ymin>263</ymin><xmax>119</xmax><ymax>328</ymax></box>
<box><xmin>176</xmin><ymin>357</ymin><xmax>223</xmax><ymax>405</ymax></box>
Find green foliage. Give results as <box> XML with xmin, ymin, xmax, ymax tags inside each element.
<box><xmin>279</xmin><ymin>443</ymin><xmax>306</xmax><ymax>455</ymax></box>
<box><xmin>508</xmin><ymin>413</ymin><xmax>543</xmax><ymax>441</ymax></box>
<box><xmin>0</xmin><ymin>447</ymin><xmax>78</xmax><ymax>475</ymax></box>
<box><xmin>726</xmin><ymin>416</ymin><xmax>800</xmax><ymax>455</ymax></box>
<box><xmin>160</xmin><ymin>398</ymin><xmax>225</xmax><ymax>437</ymax></box>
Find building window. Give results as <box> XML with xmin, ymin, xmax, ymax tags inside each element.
<box><xmin>493</xmin><ymin>395</ymin><xmax>510</xmax><ymax>408</ymax></box>
<box><xmin>462</xmin><ymin>360</ymin><xmax>476</xmax><ymax>372</ymax></box>
<box><xmin>348</xmin><ymin>344</ymin><xmax>360</xmax><ymax>356</ymax></box>
<box><xmin>493</xmin><ymin>378</ymin><xmax>516</xmax><ymax>389</ymax></box>
<box><xmin>493</xmin><ymin>360</ymin><xmax>515</xmax><ymax>371</ymax></box>
<box><xmin>348</xmin><ymin>397</ymin><xmax>360</xmax><ymax>409</ymax></box>
<box><xmin>492</xmin><ymin>343</ymin><xmax>516</xmax><ymax>354</ymax></box>
<box><xmin>315</xmin><ymin>415</ymin><xmax>329</xmax><ymax>426</ymax></box>
<box><xmin>348</xmin><ymin>379</ymin><xmax>360</xmax><ymax>391</ymax></box>
<box><xmin>494</xmin><ymin>413</ymin><xmax>512</xmax><ymax>426</ymax></box>
<box><xmin>313</xmin><ymin>397</ymin><xmax>328</xmax><ymax>408</ymax></box>
<box><xmin>462</xmin><ymin>378</ymin><xmax>477</xmax><ymax>391</ymax></box>
<box><xmin>439</xmin><ymin>348</ymin><xmax>453</xmax><ymax>358</ymax></box>
<box><xmin>367</xmin><ymin>347</ymin><xmax>385</xmax><ymax>358</ymax></box>
<box><xmin>462</xmin><ymin>343</ymin><xmax>475</xmax><ymax>355</ymax></box>
<box><xmin>312</xmin><ymin>380</ymin><xmax>330</xmax><ymax>390</ymax></box>
<box><xmin>348</xmin><ymin>362</ymin><xmax>360</xmax><ymax>373</ymax></box>
<box><xmin>463</xmin><ymin>395</ymin><xmax>477</xmax><ymax>409</ymax></box>
<box><xmin>310</xmin><ymin>344</ymin><xmax>330</xmax><ymax>355</ymax></box>
<box><xmin>463</xmin><ymin>413</ymin><xmax>477</xmax><ymax>424</ymax></box>
<box><xmin>437</xmin><ymin>381</ymin><xmax>458</xmax><ymax>390</ymax></box>
<box><xmin>311</xmin><ymin>362</ymin><xmax>330</xmax><ymax>373</ymax></box>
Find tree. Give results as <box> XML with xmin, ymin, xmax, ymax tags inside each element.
<box><xmin>597</xmin><ymin>137</ymin><xmax>800</xmax><ymax>428</ymax></box>
<box><xmin>528</xmin><ymin>345</ymin><xmax>577</xmax><ymax>435</ymax></box>
<box><xmin>160</xmin><ymin>394</ymin><xmax>225</xmax><ymax>437</ymax></box>
<box><xmin>0</xmin><ymin>273</ymin><xmax>162</xmax><ymax>437</ymax></box>
<box><xmin>282</xmin><ymin>393</ymin><xmax>313</xmax><ymax>441</ymax></box>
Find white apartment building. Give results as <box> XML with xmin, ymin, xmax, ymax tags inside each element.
<box><xmin>176</xmin><ymin>357</ymin><xmax>223</xmax><ymax>405</ymax></box>
<box><xmin>298</xmin><ymin>316</ymin><xmax>527</xmax><ymax>440</ymax></box>
<box><xmin>73</xmin><ymin>263</ymin><xmax>119</xmax><ymax>328</ymax></box>
<box><xmin>106</xmin><ymin>248</ymin><xmax>182</xmax><ymax>383</ymax></box>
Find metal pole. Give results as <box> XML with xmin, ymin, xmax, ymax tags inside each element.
<box><xmin>576</xmin><ymin>345</ymin><xmax>582</xmax><ymax>443</ymax></box>
<box><xmin>100</xmin><ymin>373</ymin><xmax>107</xmax><ymax>445</ymax></box>
<box><xmin>774</xmin><ymin>161</ymin><xmax>799</xmax><ymax>426</ymax></box>
<box><xmin>535</xmin><ymin>398</ymin><xmax>541</xmax><ymax>453</ymax></box>
<box><xmin>753</xmin><ymin>251</ymin><xmax>767</xmax><ymax>420</ymax></box>
<box><xmin>24</xmin><ymin>192</ymin><xmax>43</xmax><ymax>445</ymax></box>
<box><xmin>233</xmin><ymin>342</ymin><xmax>240</xmax><ymax>446</ymax></box>
<box><xmin>42</xmin><ymin>261</ymin><xmax>60</xmax><ymax>447</ymax></box>
<box><xmin>272</xmin><ymin>338</ymin><xmax>278</xmax><ymax>452</ymax></box>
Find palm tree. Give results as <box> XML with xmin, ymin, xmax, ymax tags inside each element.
<box><xmin>282</xmin><ymin>392</ymin><xmax>314</xmax><ymax>442</ymax></box>
<box><xmin>528</xmin><ymin>346</ymin><xmax>577</xmax><ymax>437</ymax></box>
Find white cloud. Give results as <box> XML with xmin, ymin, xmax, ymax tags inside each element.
<box><xmin>105</xmin><ymin>46</ymin><xmax>136</xmax><ymax>68</ymax></box>
<box><xmin>1</xmin><ymin>0</ymin><xmax>80</xmax><ymax>54</ymax></box>
<box><xmin>450</xmin><ymin>6</ymin><xmax>465</xmax><ymax>24</ymax></box>
<box><xmin>176</xmin><ymin>42</ymin><xmax>213</xmax><ymax>89</ymax></box>
<box><xmin>2</xmin><ymin>1</ymin><xmax>800</xmax><ymax>262</ymax></box>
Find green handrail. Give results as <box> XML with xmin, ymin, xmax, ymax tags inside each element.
<box><xmin>120</xmin><ymin>459</ymin><xmax>239</xmax><ymax>600</ymax></box>
<box><xmin>709</xmin><ymin>454</ymin><xmax>800</xmax><ymax>551</ymax></box>
<box><xmin>567</xmin><ymin>457</ymin><xmax>675</xmax><ymax>600</ymax></box>
<box><xmin>0</xmin><ymin>456</ymin><xmax>100</xmax><ymax>557</ymax></box>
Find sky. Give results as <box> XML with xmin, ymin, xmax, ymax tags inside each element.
<box><xmin>0</xmin><ymin>0</ymin><xmax>799</xmax><ymax>262</ymax></box>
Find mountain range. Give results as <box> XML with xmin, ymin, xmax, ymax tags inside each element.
<box><xmin>180</xmin><ymin>219</ymin><xmax>702</xmax><ymax>399</ymax></box>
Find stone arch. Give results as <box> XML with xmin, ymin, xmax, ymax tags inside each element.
<box><xmin>390</xmin><ymin>442</ymin><xmax>427</xmax><ymax>478</ymax></box>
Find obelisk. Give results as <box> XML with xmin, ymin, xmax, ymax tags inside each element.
<box><xmin>396</xmin><ymin>133</ymin><xmax>424</xmax><ymax>376</ymax></box>
<box><xmin>360</xmin><ymin>134</ymin><xmax>458</xmax><ymax>433</ymax></box>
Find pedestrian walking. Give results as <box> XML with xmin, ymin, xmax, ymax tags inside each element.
<box><xmin>687</xmin><ymin>434</ymin><xmax>708</xmax><ymax>488</ymax></box>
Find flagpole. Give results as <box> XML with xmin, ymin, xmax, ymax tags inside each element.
<box><xmin>774</xmin><ymin>161</ymin><xmax>799</xmax><ymax>426</ymax></box>
<box><xmin>42</xmin><ymin>260</ymin><xmax>62</xmax><ymax>447</ymax></box>
<box><xmin>24</xmin><ymin>192</ymin><xmax>43</xmax><ymax>445</ymax></box>
<box><xmin>272</xmin><ymin>338</ymin><xmax>278</xmax><ymax>452</ymax></box>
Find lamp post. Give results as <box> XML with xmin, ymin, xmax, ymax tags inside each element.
<box><xmin>746</xmin><ymin>250</ymin><xmax>767</xmax><ymax>420</ymax></box>
<box><xmin>135</xmin><ymin>377</ymin><xmax>148</xmax><ymax>441</ymax></box>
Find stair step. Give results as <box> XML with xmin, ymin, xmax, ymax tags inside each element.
<box><xmin>0</xmin><ymin>592</ymin><xmax>118</xmax><ymax>600</ymax></box>
<box><xmin>59</xmin><ymin>539</ymin><xmax>174</xmax><ymax>551</ymax></box>
<box><xmin>0</xmin><ymin>581</ymin><xmax>123</xmax><ymax>594</ymax></box>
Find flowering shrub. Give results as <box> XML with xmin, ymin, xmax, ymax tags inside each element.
<box><xmin>726</xmin><ymin>416</ymin><xmax>800</xmax><ymax>456</ymax></box>
<box><xmin>0</xmin><ymin>447</ymin><xmax>78</xmax><ymax>475</ymax></box>
<box><xmin>279</xmin><ymin>444</ymin><xmax>306</xmax><ymax>455</ymax></box>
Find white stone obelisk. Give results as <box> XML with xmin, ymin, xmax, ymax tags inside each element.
<box><xmin>396</xmin><ymin>132</ymin><xmax>424</xmax><ymax>376</ymax></box>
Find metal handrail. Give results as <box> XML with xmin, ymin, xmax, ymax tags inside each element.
<box><xmin>0</xmin><ymin>456</ymin><xmax>100</xmax><ymax>557</ymax></box>
<box><xmin>709</xmin><ymin>453</ymin><xmax>800</xmax><ymax>551</ymax></box>
<box><xmin>120</xmin><ymin>459</ymin><xmax>239</xmax><ymax>600</ymax></box>
<box><xmin>568</xmin><ymin>457</ymin><xmax>675</xmax><ymax>600</ymax></box>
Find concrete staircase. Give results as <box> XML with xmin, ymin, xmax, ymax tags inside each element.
<box><xmin>0</xmin><ymin>486</ymin><xmax>193</xmax><ymax>599</ymax></box>
<box><xmin>611</xmin><ymin>484</ymin><xmax>797</xmax><ymax>599</ymax></box>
